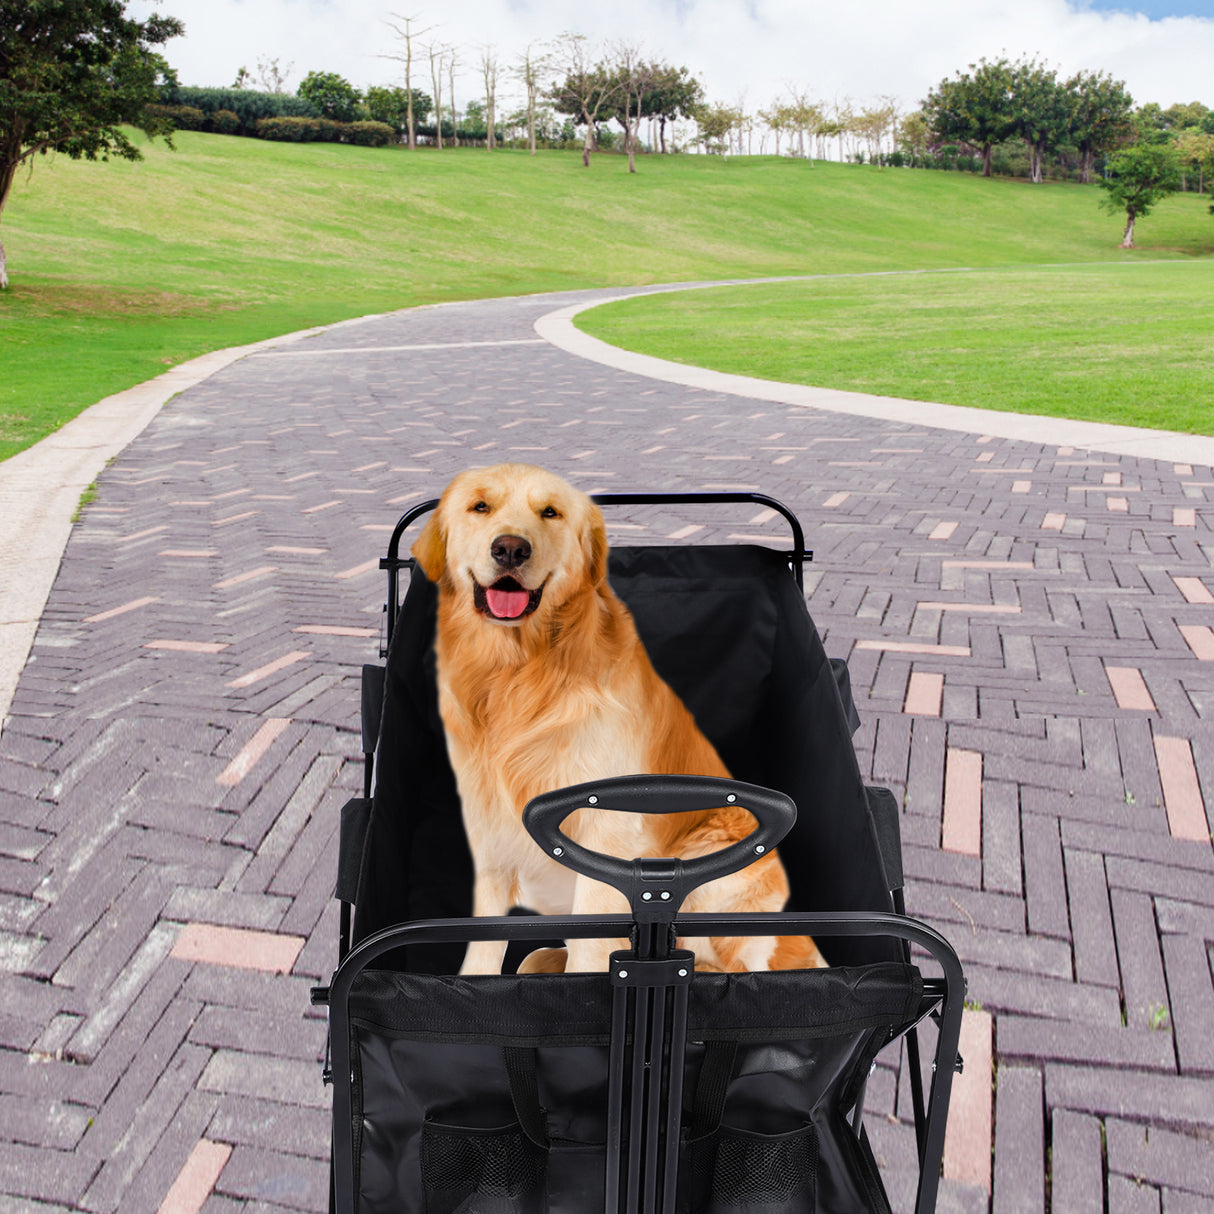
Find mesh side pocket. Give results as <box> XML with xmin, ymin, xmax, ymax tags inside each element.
<box><xmin>691</xmin><ymin>1123</ymin><xmax>818</xmax><ymax>1214</ymax></box>
<box><xmin>421</xmin><ymin>1121</ymin><xmax>546</xmax><ymax>1214</ymax></box>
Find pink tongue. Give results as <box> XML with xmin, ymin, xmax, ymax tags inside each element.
<box><xmin>486</xmin><ymin>587</ymin><xmax>531</xmax><ymax>619</ymax></box>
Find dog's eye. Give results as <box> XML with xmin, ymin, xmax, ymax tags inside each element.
<box><xmin>540</xmin><ymin>506</ymin><xmax>560</xmax><ymax>519</ymax></box>
<box><xmin>470</xmin><ymin>501</ymin><xmax>490</xmax><ymax>514</ymax></box>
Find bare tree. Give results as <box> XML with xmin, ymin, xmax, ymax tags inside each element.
<box><xmin>256</xmin><ymin>56</ymin><xmax>293</xmax><ymax>94</ymax></box>
<box><xmin>447</xmin><ymin>47</ymin><xmax>459</xmax><ymax>147</ymax></box>
<box><xmin>514</xmin><ymin>42</ymin><xmax>550</xmax><ymax>155</ymax></box>
<box><xmin>480</xmin><ymin>46</ymin><xmax>499</xmax><ymax>150</ymax></box>
<box><xmin>383</xmin><ymin>13</ymin><xmax>435</xmax><ymax>149</ymax></box>
<box><xmin>427</xmin><ymin>41</ymin><xmax>448</xmax><ymax>148</ymax></box>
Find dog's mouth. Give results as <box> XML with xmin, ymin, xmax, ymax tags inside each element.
<box><xmin>473</xmin><ymin>576</ymin><xmax>544</xmax><ymax>621</ymax></box>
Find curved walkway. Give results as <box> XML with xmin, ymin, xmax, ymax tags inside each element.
<box><xmin>0</xmin><ymin>287</ymin><xmax>1211</xmax><ymax>1213</ymax></box>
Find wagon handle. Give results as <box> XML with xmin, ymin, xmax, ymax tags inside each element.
<box><xmin>523</xmin><ymin>775</ymin><xmax>796</xmax><ymax>920</ymax></box>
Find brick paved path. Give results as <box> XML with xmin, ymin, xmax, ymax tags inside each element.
<box><xmin>1</xmin><ymin>289</ymin><xmax>1211</xmax><ymax>1213</ymax></box>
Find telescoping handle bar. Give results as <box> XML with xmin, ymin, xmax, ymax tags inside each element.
<box><xmin>523</xmin><ymin>775</ymin><xmax>797</xmax><ymax>919</ymax></box>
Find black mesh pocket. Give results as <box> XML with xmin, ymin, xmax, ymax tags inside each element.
<box><xmin>690</xmin><ymin>1123</ymin><xmax>818</xmax><ymax>1214</ymax></box>
<box><xmin>421</xmin><ymin>1121</ymin><xmax>547</xmax><ymax>1214</ymax></box>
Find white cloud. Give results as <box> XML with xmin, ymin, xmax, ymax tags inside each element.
<box><xmin>132</xmin><ymin>0</ymin><xmax>1214</xmax><ymax>111</ymax></box>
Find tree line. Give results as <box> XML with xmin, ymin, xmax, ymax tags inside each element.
<box><xmin>4</xmin><ymin>1</ymin><xmax>1214</xmax><ymax>288</ymax></box>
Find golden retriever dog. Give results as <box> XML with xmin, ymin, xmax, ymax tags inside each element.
<box><xmin>412</xmin><ymin>463</ymin><xmax>826</xmax><ymax>975</ymax></box>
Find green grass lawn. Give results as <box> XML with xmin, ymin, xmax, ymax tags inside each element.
<box><xmin>574</xmin><ymin>260</ymin><xmax>1214</xmax><ymax>434</ymax></box>
<box><xmin>3</xmin><ymin>135</ymin><xmax>1213</xmax><ymax>459</ymax></box>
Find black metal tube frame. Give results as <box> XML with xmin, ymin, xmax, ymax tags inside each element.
<box><xmin>379</xmin><ymin>492</ymin><xmax>812</xmax><ymax>654</ymax></box>
<box><xmin>326</xmin><ymin>909</ymin><xmax>963</xmax><ymax>1214</ymax></box>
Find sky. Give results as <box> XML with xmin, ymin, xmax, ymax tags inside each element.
<box><xmin>130</xmin><ymin>0</ymin><xmax>1214</xmax><ymax>116</ymax></box>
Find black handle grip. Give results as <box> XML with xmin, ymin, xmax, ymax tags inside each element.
<box><xmin>523</xmin><ymin>775</ymin><xmax>797</xmax><ymax>916</ymax></box>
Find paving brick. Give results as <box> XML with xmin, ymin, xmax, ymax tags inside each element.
<box><xmin>1050</xmin><ymin>1109</ymin><xmax>1107</xmax><ymax>1214</ymax></box>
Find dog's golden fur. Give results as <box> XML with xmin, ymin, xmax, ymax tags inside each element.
<box><xmin>413</xmin><ymin>463</ymin><xmax>826</xmax><ymax>975</ymax></box>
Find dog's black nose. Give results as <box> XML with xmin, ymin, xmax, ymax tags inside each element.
<box><xmin>491</xmin><ymin>535</ymin><xmax>532</xmax><ymax>569</ymax></box>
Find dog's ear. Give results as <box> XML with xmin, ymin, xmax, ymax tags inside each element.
<box><xmin>584</xmin><ymin>501</ymin><xmax>609</xmax><ymax>587</ymax></box>
<box><xmin>411</xmin><ymin>511</ymin><xmax>446</xmax><ymax>582</ymax></box>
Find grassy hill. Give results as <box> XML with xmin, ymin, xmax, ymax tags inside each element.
<box><xmin>2</xmin><ymin>132</ymin><xmax>1212</xmax><ymax>459</ymax></box>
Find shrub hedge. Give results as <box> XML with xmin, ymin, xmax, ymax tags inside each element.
<box><xmin>144</xmin><ymin>103</ymin><xmax>206</xmax><ymax>131</ymax></box>
<box><xmin>253</xmin><ymin>116</ymin><xmax>396</xmax><ymax>146</ymax></box>
<box><xmin>161</xmin><ymin>86</ymin><xmax>320</xmax><ymax>135</ymax></box>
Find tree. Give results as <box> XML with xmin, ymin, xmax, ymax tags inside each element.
<box><xmin>694</xmin><ymin>101</ymin><xmax>742</xmax><ymax>156</ymax></box>
<box><xmin>479</xmin><ymin>46</ymin><xmax>498</xmax><ymax>150</ymax></box>
<box><xmin>547</xmin><ymin>33</ymin><xmax>620</xmax><ymax>168</ymax></box>
<box><xmin>923</xmin><ymin>57</ymin><xmax>1014</xmax><ymax>177</ymax></box>
<box><xmin>513</xmin><ymin>42</ymin><xmax>550</xmax><ymax>156</ymax></box>
<box><xmin>0</xmin><ymin>0</ymin><xmax>182</xmax><ymax>289</ymax></box>
<box><xmin>256</xmin><ymin>55</ymin><xmax>292</xmax><ymax>94</ymax></box>
<box><xmin>382</xmin><ymin>12</ymin><xmax>434</xmax><ymax>149</ymax></box>
<box><xmin>297</xmin><ymin>70</ymin><xmax>360</xmax><ymax>123</ymax></box>
<box><xmin>1175</xmin><ymin>129</ymin><xmax>1214</xmax><ymax>193</ymax></box>
<box><xmin>644</xmin><ymin>64</ymin><xmax>702</xmax><ymax>154</ymax></box>
<box><xmin>607</xmin><ymin>43</ymin><xmax>656</xmax><ymax>173</ymax></box>
<box><xmin>426</xmin><ymin>41</ymin><xmax>448</xmax><ymax>148</ymax></box>
<box><xmin>1098</xmin><ymin>142</ymin><xmax>1180</xmax><ymax>247</ymax></box>
<box><xmin>1067</xmin><ymin>69</ymin><xmax>1133</xmax><ymax>184</ymax></box>
<box><xmin>856</xmin><ymin>97</ymin><xmax>899</xmax><ymax>168</ymax></box>
<box><xmin>899</xmin><ymin>109</ymin><xmax>931</xmax><ymax>166</ymax></box>
<box><xmin>1008</xmin><ymin>58</ymin><xmax>1070</xmax><ymax>183</ymax></box>
<box><xmin>365</xmin><ymin>84</ymin><xmax>431</xmax><ymax>135</ymax></box>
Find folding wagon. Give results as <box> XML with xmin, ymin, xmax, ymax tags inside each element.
<box><xmin>313</xmin><ymin>491</ymin><xmax>966</xmax><ymax>1214</ymax></box>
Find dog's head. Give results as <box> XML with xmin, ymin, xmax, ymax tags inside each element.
<box><xmin>412</xmin><ymin>464</ymin><xmax>608</xmax><ymax>625</ymax></box>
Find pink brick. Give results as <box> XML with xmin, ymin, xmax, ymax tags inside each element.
<box><xmin>267</xmin><ymin>545</ymin><xmax>327</xmax><ymax>554</ymax></box>
<box><xmin>929</xmin><ymin>521</ymin><xmax>958</xmax><ymax>541</ymax></box>
<box><xmin>941</xmin><ymin>560</ymin><xmax>1034</xmax><ymax>570</ymax></box>
<box><xmin>823</xmin><ymin>492</ymin><xmax>850</xmax><ymax>508</ymax></box>
<box><xmin>1103</xmin><ymin>471</ymin><xmax>1122</xmax><ymax>486</ymax></box>
<box><xmin>158</xmin><ymin>1138</ymin><xmax>232</xmax><ymax>1214</ymax></box>
<box><xmin>335</xmin><ymin>559</ymin><xmax>378</xmax><ymax>580</ymax></box>
<box><xmin>83</xmin><ymin>596</ymin><xmax>159</xmax><ymax>624</ymax></box>
<box><xmin>1173</xmin><ymin>576</ymin><xmax>1214</xmax><ymax>605</ymax></box>
<box><xmin>1180</xmin><ymin>625</ymin><xmax>1214</xmax><ymax>661</ymax></box>
<box><xmin>1174</xmin><ymin>507</ymin><xmax>1196</xmax><ymax>527</ymax></box>
<box><xmin>294</xmin><ymin>624</ymin><xmax>378</xmax><ymax>637</ymax></box>
<box><xmin>942</xmin><ymin>749</ymin><xmax>982</xmax><ymax>856</ymax></box>
<box><xmin>145</xmin><ymin>640</ymin><xmax>230</xmax><ymax>654</ymax></box>
<box><xmin>303</xmin><ymin>500</ymin><xmax>342</xmax><ymax>514</ymax></box>
<box><xmin>1107</xmin><ymin>496</ymin><xmax>1129</xmax><ymax>512</ymax></box>
<box><xmin>1041</xmin><ymin>512</ymin><xmax>1066</xmax><ymax>530</ymax></box>
<box><xmin>1106</xmin><ymin>666</ymin><xmax>1155</xmax><ymax>711</ymax></box>
<box><xmin>944</xmin><ymin>1009</ymin><xmax>993</xmax><ymax>1192</ymax></box>
<box><xmin>120</xmin><ymin>525</ymin><xmax>169</xmax><ymax>543</ymax></box>
<box><xmin>171</xmin><ymin>924</ymin><xmax>304</xmax><ymax>973</ymax></box>
<box><xmin>918</xmin><ymin>601</ymin><xmax>1021</xmax><ymax>614</ymax></box>
<box><xmin>856</xmin><ymin>640</ymin><xmax>971</xmax><ymax>657</ymax></box>
<box><xmin>1012</xmin><ymin>480</ymin><xmax>1031</xmax><ymax>493</ymax></box>
<box><xmin>159</xmin><ymin>549</ymin><xmax>217</xmax><ymax>558</ymax></box>
<box><xmin>976</xmin><ymin>452</ymin><xmax>994</xmax><ymax>463</ymax></box>
<box><xmin>904</xmin><ymin>671</ymin><xmax>944</xmax><ymax>716</ymax></box>
<box><xmin>212</xmin><ymin>565</ymin><xmax>278</xmax><ymax>590</ymax></box>
<box><xmin>1174</xmin><ymin>464</ymin><xmax>1193</xmax><ymax>476</ymax></box>
<box><xmin>226</xmin><ymin>651</ymin><xmax>309</xmax><ymax>689</ymax></box>
<box><xmin>212</xmin><ymin>511</ymin><xmax>259</xmax><ymax>527</ymax></box>
<box><xmin>215</xmin><ymin>717</ymin><xmax>291</xmax><ymax>785</ymax></box>
<box><xmin>1154</xmin><ymin>736</ymin><xmax>1209</xmax><ymax>843</ymax></box>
